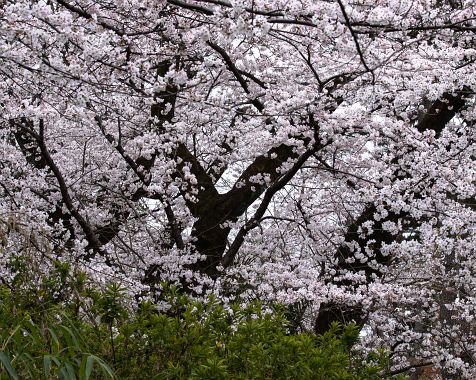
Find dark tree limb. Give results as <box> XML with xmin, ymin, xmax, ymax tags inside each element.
<box><xmin>11</xmin><ymin>119</ymin><xmax>78</xmax><ymax>247</ymax></box>
<box><xmin>314</xmin><ymin>87</ymin><xmax>472</xmax><ymax>333</ymax></box>
<box><xmin>54</xmin><ymin>0</ymin><xmax>125</xmax><ymax>36</ymax></box>
<box><xmin>207</xmin><ymin>41</ymin><xmax>265</xmax><ymax>112</ymax></box>
<box><xmin>167</xmin><ymin>0</ymin><xmax>214</xmax><ymax>15</ymax></box>
<box><xmin>336</xmin><ymin>0</ymin><xmax>374</xmax><ymax>83</ymax></box>
<box><xmin>222</xmin><ymin>145</ymin><xmax>318</xmax><ymax>268</ymax></box>
<box><xmin>18</xmin><ymin>120</ymin><xmax>109</xmax><ymax>260</ymax></box>
<box><xmin>416</xmin><ymin>88</ymin><xmax>471</xmax><ymax>138</ymax></box>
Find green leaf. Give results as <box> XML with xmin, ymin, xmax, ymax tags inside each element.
<box><xmin>79</xmin><ymin>354</ymin><xmax>115</xmax><ymax>380</ymax></box>
<box><xmin>43</xmin><ymin>354</ymin><xmax>61</xmax><ymax>377</ymax></box>
<box><xmin>45</xmin><ymin>327</ymin><xmax>61</xmax><ymax>352</ymax></box>
<box><xmin>79</xmin><ymin>355</ymin><xmax>94</xmax><ymax>380</ymax></box>
<box><xmin>43</xmin><ymin>355</ymin><xmax>52</xmax><ymax>377</ymax></box>
<box><xmin>59</xmin><ymin>325</ymin><xmax>80</xmax><ymax>349</ymax></box>
<box><xmin>92</xmin><ymin>355</ymin><xmax>116</xmax><ymax>379</ymax></box>
<box><xmin>0</xmin><ymin>352</ymin><xmax>19</xmax><ymax>380</ymax></box>
<box><xmin>59</xmin><ymin>362</ymin><xmax>77</xmax><ymax>380</ymax></box>
<box><xmin>1</xmin><ymin>324</ymin><xmax>21</xmax><ymax>351</ymax></box>
<box><xmin>65</xmin><ymin>362</ymin><xmax>77</xmax><ymax>380</ymax></box>
<box><xmin>85</xmin><ymin>355</ymin><xmax>95</xmax><ymax>380</ymax></box>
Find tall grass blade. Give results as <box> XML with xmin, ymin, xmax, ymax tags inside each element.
<box><xmin>0</xmin><ymin>352</ymin><xmax>18</xmax><ymax>380</ymax></box>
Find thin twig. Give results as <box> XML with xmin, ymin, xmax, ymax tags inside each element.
<box><xmin>336</xmin><ymin>0</ymin><xmax>375</xmax><ymax>84</ymax></box>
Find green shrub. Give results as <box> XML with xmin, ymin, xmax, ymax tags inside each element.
<box><xmin>112</xmin><ymin>294</ymin><xmax>396</xmax><ymax>380</ymax></box>
<box><xmin>0</xmin><ymin>266</ymin><xmax>404</xmax><ymax>379</ymax></box>
<box><xmin>0</xmin><ymin>287</ymin><xmax>115</xmax><ymax>379</ymax></box>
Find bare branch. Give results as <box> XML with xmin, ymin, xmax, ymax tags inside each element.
<box><xmin>222</xmin><ymin>145</ymin><xmax>317</xmax><ymax>268</ymax></box>
<box><xmin>19</xmin><ymin>120</ymin><xmax>108</xmax><ymax>260</ymax></box>
<box><xmin>336</xmin><ymin>0</ymin><xmax>374</xmax><ymax>83</ymax></box>
<box><xmin>167</xmin><ymin>0</ymin><xmax>214</xmax><ymax>15</ymax></box>
<box><xmin>207</xmin><ymin>41</ymin><xmax>265</xmax><ymax>112</ymax></box>
<box><xmin>54</xmin><ymin>0</ymin><xmax>125</xmax><ymax>36</ymax></box>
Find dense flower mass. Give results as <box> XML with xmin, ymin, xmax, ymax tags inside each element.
<box><xmin>0</xmin><ymin>0</ymin><xmax>476</xmax><ymax>377</ymax></box>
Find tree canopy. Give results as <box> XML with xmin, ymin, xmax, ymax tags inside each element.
<box><xmin>1</xmin><ymin>0</ymin><xmax>476</xmax><ymax>377</ymax></box>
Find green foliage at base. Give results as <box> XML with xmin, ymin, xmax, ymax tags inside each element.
<box><xmin>0</xmin><ymin>262</ymin><xmax>403</xmax><ymax>379</ymax></box>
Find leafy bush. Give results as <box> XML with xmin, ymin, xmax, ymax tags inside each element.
<box><xmin>0</xmin><ymin>265</ymin><xmax>403</xmax><ymax>379</ymax></box>
<box><xmin>0</xmin><ymin>260</ymin><xmax>115</xmax><ymax>380</ymax></box>
<box><xmin>112</xmin><ymin>292</ymin><xmax>398</xmax><ymax>380</ymax></box>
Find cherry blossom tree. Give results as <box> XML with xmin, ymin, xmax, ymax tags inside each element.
<box><xmin>1</xmin><ymin>0</ymin><xmax>476</xmax><ymax>377</ymax></box>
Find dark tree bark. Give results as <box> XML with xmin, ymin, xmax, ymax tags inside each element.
<box><xmin>314</xmin><ymin>88</ymin><xmax>471</xmax><ymax>333</ymax></box>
